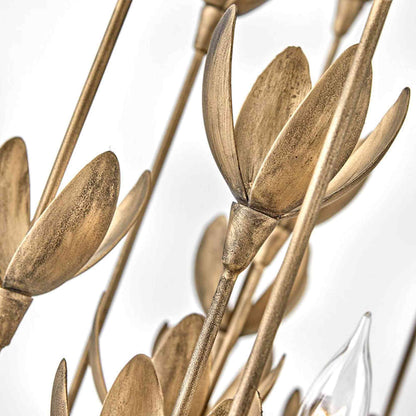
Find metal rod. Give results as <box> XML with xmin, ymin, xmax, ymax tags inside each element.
<box><xmin>68</xmin><ymin>49</ymin><xmax>204</xmax><ymax>411</ymax></box>
<box><xmin>228</xmin><ymin>2</ymin><xmax>392</xmax><ymax>415</ymax></box>
<box><xmin>171</xmin><ymin>269</ymin><xmax>238</xmax><ymax>416</ymax></box>
<box><xmin>33</xmin><ymin>0</ymin><xmax>132</xmax><ymax>222</ymax></box>
<box><xmin>383</xmin><ymin>315</ymin><xmax>416</xmax><ymax>416</ymax></box>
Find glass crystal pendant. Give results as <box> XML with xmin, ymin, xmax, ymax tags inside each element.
<box><xmin>297</xmin><ymin>312</ymin><xmax>372</xmax><ymax>416</ymax></box>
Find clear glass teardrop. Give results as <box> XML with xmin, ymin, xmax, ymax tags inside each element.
<box><xmin>297</xmin><ymin>312</ymin><xmax>372</xmax><ymax>416</ymax></box>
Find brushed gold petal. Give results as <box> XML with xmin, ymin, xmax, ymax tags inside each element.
<box><xmin>89</xmin><ymin>293</ymin><xmax>108</xmax><ymax>403</ymax></box>
<box><xmin>208</xmin><ymin>393</ymin><xmax>262</xmax><ymax>416</ymax></box>
<box><xmin>0</xmin><ymin>137</ymin><xmax>30</xmax><ymax>280</ymax></box>
<box><xmin>235</xmin><ymin>47</ymin><xmax>312</xmax><ymax>194</ymax></box>
<box><xmin>51</xmin><ymin>359</ymin><xmax>69</xmax><ymax>416</ymax></box>
<box><xmin>203</xmin><ymin>5</ymin><xmax>247</xmax><ymax>202</ymax></box>
<box><xmin>3</xmin><ymin>152</ymin><xmax>120</xmax><ymax>296</ymax></box>
<box><xmin>153</xmin><ymin>314</ymin><xmax>211</xmax><ymax>416</ymax></box>
<box><xmin>249</xmin><ymin>45</ymin><xmax>372</xmax><ymax>217</ymax></box>
<box><xmin>101</xmin><ymin>354</ymin><xmax>164</xmax><ymax>416</ymax></box>
<box><xmin>195</xmin><ymin>215</ymin><xmax>231</xmax><ymax>323</ymax></box>
<box><xmin>76</xmin><ymin>170</ymin><xmax>151</xmax><ymax>275</ymax></box>
<box><xmin>258</xmin><ymin>354</ymin><xmax>285</xmax><ymax>400</ymax></box>
<box><xmin>283</xmin><ymin>389</ymin><xmax>301</xmax><ymax>416</ymax></box>
<box><xmin>151</xmin><ymin>321</ymin><xmax>170</xmax><ymax>356</ymax></box>
<box><xmin>242</xmin><ymin>246</ymin><xmax>309</xmax><ymax>335</ymax></box>
<box><xmin>325</xmin><ymin>87</ymin><xmax>410</xmax><ymax>204</ymax></box>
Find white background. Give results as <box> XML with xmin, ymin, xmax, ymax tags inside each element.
<box><xmin>0</xmin><ymin>0</ymin><xmax>415</xmax><ymax>415</ymax></box>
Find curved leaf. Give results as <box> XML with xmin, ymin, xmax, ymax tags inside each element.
<box><xmin>153</xmin><ymin>314</ymin><xmax>211</xmax><ymax>416</ymax></box>
<box><xmin>77</xmin><ymin>170</ymin><xmax>151</xmax><ymax>275</ymax></box>
<box><xmin>50</xmin><ymin>359</ymin><xmax>69</xmax><ymax>416</ymax></box>
<box><xmin>250</xmin><ymin>45</ymin><xmax>372</xmax><ymax>217</ymax></box>
<box><xmin>235</xmin><ymin>0</ymin><xmax>270</xmax><ymax>15</ymax></box>
<box><xmin>235</xmin><ymin>47</ymin><xmax>311</xmax><ymax>194</ymax></box>
<box><xmin>101</xmin><ymin>355</ymin><xmax>164</xmax><ymax>416</ymax></box>
<box><xmin>325</xmin><ymin>87</ymin><xmax>410</xmax><ymax>204</ymax></box>
<box><xmin>3</xmin><ymin>152</ymin><xmax>120</xmax><ymax>296</ymax></box>
<box><xmin>203</xmin><ymin>5</ymin><xmax>247</xmax><ymax>202</ymax></box>
<box><xmin>0</xmin><ymin>137</ymin><xmax>30</xmax><ymax>279</ymax></box>
<box><xmin>283</xmin><ymin>389</ymin><xmax>302</xmax><ymax>416</ymax></box>
<box><xmin>208</xmin><ymin>393</ymin><xmax>262</xmax><ymax>416</ymax></box>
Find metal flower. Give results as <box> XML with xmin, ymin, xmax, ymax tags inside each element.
<box><xmin>51</xmin><ymin>314</ymin><xmax>283</xmax><ymax>416</ymax></box>
<box><xmin>0</xmin><ymin>138</ymin><xmax>151</xmax><ymax>349</ymax></box>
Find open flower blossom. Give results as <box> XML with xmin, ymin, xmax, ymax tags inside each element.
<box><xmin>203</xmin><ymin>6</ymin><xmax>409</xmax><ymax>220</ymax></box>
<box><xmin>0</xmin><ymin>138</ymin><xmax>150</xmax><ymax>349</ymax></box>
<box><xmin>51</xmin><ymin>314</ymin><xmax>283</xmax><ymax>416</ymax></box>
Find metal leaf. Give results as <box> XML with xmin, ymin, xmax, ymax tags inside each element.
<box><xmin>89</xmin><ymin>293</ymin><xmax>108</xmax><ymax>403</ymax></box>
<box><xmin>101</xmin><ymin>355</ymin><xmax>164</xmax><ymax>416</ymax></box>
<box><xmin>77</xmin><ymin>170</ymin><xmax>151</xmax><ymax>275</ymax></box>
<box><xmin>325</xmin><ymin>87</ymin><xmax>410</xmax><ymax>204</ymax></box>
<box><xmin>50</xmin><ymin>359</ymin><xmax>69</xmax><ymax>416</ymax></box>
<box><xmin>283</xmin><ymin>389</ymin><xmax>302</xmax><ymax>416</ymax></box>
<box><xmin>235</xmin><ymin>47</ymin><xmax>311</xmax><ymax>194</ymax></box>
<box><xmin>249</xmin><ymin>45</ymin><xmax>372</xmax><ymax>217</ymax></box>
<box><xmin>334</xmin><ymin>0</ymin><xmax>367</xmax><ymax>37</ymax></box>
<box><xmin>243</xmin><ymin>245</ymin><xmax>309</xmax><ymax>335</ymax></box>
<box><xmin>194</xmin><ymin>216</ymin><xmax>230</xmax><ymax>323</ymax></box>
<box><xmin>153</xmin><ymin>314</ymin><xmax>211</xmax><ymax>416</ymax></box>
<box><xmin>0</xmin><ymin>137</ymin><xmax>30</xmax><ymax>280</ymax></box>
<box><xmin>203</xmin><ymin>5</ymin><xmax>247</xmax><ymax>202</ymax></box>
<box><xmin>3</xmin><ymin>152</ymin><xmax>120</xmax><ymax>296</ymax></box>
<box><xmin>151</xmin><ymin>321</ymin><xmax>170</xmax><ymax>356</ymax></box>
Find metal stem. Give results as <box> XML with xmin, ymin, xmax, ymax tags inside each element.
<box><xmin>383</xmin><ymin>315</ymin><xmax>416</xmax><ymax>416</ymax></box>
<box><xmin>68</xmin><ymin>49</ymin><xmax>204</xmax><ymax>411</ymax></box>
<box><xmin>33</xmin><ymin>0</ymin><xmax>132</xmax><ymax>222</ymax></box>
<box><xmin>228</xmin><ymin>2</ymin><xmax>392</xmax><ymax>415</ymax></box>
<box><xmin>171</xmin><ymin>269</ymin><xmax>238</xmax><ymax>416</ymax></box>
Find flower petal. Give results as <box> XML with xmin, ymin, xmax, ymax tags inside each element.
<box><xmin>153</xmin><ymin>314</ymin><xmax>211</xmax><ymax>416</ymax></box>
<box><xmin>249</xmin><ymin>45</ymin><xmax>372</xmax><ymax>217</ymax></box>
<box><xmin>50</xmin><ymin>359</ymin><xmax>69</xmax><ymax>416</ymax></box>
<box><xmin>325</xmin><ymin>87</ymin><xmax>410</xmax><ymax>204</ymax></box>
<box><xmin>101</xmin><ymin>355</ymin><xmax>164</xmax><ymax>416</ymax></box>
<box><xmin>3</xmin><ymin>152</ymin><xmax>120</xmax><ymax>296</ymax></box>
<box><xmin>235</xmin><ymin>47</ymin><xmax>311</xmax><ymax>194</ymax></box>
<box><xmin>76</xmin><ymin>170</ymin><xmax>151</xmax><ymax>276</ymax></box>
<box><xmin>0</xmin><ymin>138</ymin><xmax>30</xmax><ymax>280</ymax></box>
<box><xmin>203</xmin><ymin>6</ymin><xmax>247</xmax><ymax>202</ymax></box>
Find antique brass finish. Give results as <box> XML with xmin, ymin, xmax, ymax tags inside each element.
<box><xmin>324</xmin><ymin>0</ymin><xmax>370</xmax><ymax>71</ymax></box>
<box><xmin>228</xmin><ymin>1</ymin><xmax>393</xmax><ymax>414</ymax></box>
<box><xmin>282</xmin><ymin>389</ymin><xmax>301</xmax><ymax>416</ymax></box>
<box><xmin>33</xmin><ymin>0</ymin><xmax>132</xmax><ymax>221</ymax></box>
<box><xmin>0</xmin><ymin>288</ymin><xmax>32</xmax><ymax>350</ymax></box>
<box><xmin>51</xmin><ymin>359</ymin><xmax>69</xmax><ymax>416</ymax></box>
<box><xmin>383</xmin><ymin>315</ymin><xmax>416</xmax><ymax>416</ymax></box>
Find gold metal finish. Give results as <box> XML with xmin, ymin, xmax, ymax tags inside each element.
<box><xmin>324</xmin><ymin>0</ymin><xmax>369</xmax><ymax>71</ymax></box>
<box><xmin>0</xmin><ymin>138</ymin><xmax>30</xmax><ymax>279</ymax></box>
<box><xmin>207</xmin><ymin>392</ymin><xmax>262</xmax><ymax>416</ymax></box>
<box><xmin>282</xmin><ymin>389</ymin><xmax>302</xmax><ymax>416</ymax></box>
<box><xmin>383</xmin><ymin>315</ymin><xmax>416</xmax><ymax>416</ymax></box>
<box><xmin>51</xmin><ymin>359</ymin><xmax>69</xmax><ymax>416</ymax></box>
<box><xmin>3</xmin><ymin>152</ymin><xmax>120</xmax><ymax>296</ymax></box>
<box><xmin>100</xmin><ymin>355</ymin><xmax>164</xmax><ymax>416</ymax></box>
<box><xmin>33</xmin><ymin>0</ymin><xmax>132</xmax><ymax>221</ymax></box>
<box><xmin>228</xmin><ymin>2</ymin><xmax>393</xmax><ymax>414</ymax></box>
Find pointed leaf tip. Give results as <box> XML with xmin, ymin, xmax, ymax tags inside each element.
<box><xmin>203</xmin><ymin>5</ymin><xmax>247</xmax><ymax>202</ymax></box>
<box><xmin>51</xmin><ymin>359</ymin><xmax>69</xmax><ymax>416</ymax></box>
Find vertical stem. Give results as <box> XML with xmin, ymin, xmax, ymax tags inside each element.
<box><xmin>383</xmin><ymin>316</ymin><xmax>416</xmax><ymax>416</ymax></box>
<box><xmin>68</xmin><ymin>49</ymin><xmax>204</xmax><ymax>411</ymax></box>
<box><xmin>228</xmin><ymin>2</ymin><xmax>392</xmax><ymax>415</ymax></box>
<box><xmin>33</xmin><ymin>0</ymin><xmax>132</xmax><ymax>222</ymax></box>
<box><xmin>171</xmin><ymin>269</ymin><xmax>238</xmax><ymax>416</ymax></box>
<box><xmin>323</xmin><ymin>35</ymin><xmax>341</xmax><ymax>74</ymax></box>
<box><xmin>208</xmin><ymin>263</ymin><xmax>264</xmax><ymax>400</ymax></box>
